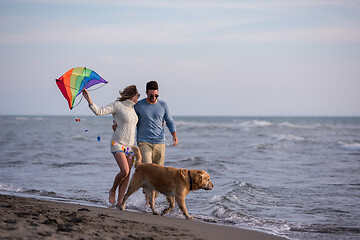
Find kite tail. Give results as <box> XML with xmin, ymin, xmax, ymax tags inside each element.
<box><xmin>132</xmin><ymin>146</ymin><xmax>142</xmax><ymax>167</ymax></box>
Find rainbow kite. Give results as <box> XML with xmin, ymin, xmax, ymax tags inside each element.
<box><xmin>56</xmin><ymin>67</ymin><xmax>108</xmax><ymax>109</ymax></box>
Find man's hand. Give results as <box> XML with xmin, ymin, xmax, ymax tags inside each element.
<box><xmin>172</xmin><ymin>132</ymin><xmax>178</xmax><ymax>146</ymax></box>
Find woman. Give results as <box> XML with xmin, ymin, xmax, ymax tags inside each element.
<box><xmin>82</xmin><ymin>85</ymin><xmax>139</xmax><ymax>207</ymax></box>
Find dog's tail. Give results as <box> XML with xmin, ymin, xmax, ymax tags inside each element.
<box><xmin>132</xmin><ymin>146</ymin><xmax>142</xmax><ymax>167</ymax></box>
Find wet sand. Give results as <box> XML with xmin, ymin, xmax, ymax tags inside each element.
<box><xmin>0</xmin><ymin>194</ymin><xmax>287</xmax><ymax>239</ymax></box>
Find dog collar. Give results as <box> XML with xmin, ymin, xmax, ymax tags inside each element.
<box><xmin>188</xmin><ymin>170</ymin><xmax>193</xmax><ymax>191</ymax></box>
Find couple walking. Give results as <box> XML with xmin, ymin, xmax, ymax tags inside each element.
<box><xmin>82</xmin><ymin>81</ymin><xmax>177</xmax><ymax>207</ymax></box>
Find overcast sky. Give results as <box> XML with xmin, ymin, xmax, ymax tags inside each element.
<box><xmin>1</xmin><ymin>0</ymin><xmax>359</xmax><ymax>116</ymax></box>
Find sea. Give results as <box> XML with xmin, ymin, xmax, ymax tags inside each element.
<box><xmin>0</xmin><ymin>115</ymin><xmax>359</xmax><ymax>240</ymax></box>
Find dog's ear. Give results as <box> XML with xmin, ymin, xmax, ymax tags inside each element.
<box><xmin>194</xmin><ymin>172</ymin><xmax>203</xmax><ymax>186</ymax></box>
<box><xmin>180</xmin><ymin>168</ymin><xmax>188</xmax><ymax>180</ymax></box>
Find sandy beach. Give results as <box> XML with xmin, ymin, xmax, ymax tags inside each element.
<box><xmin>0</xmin><ymin>194</ymin><xmax>287</xmax><ymax>240</ymax></box>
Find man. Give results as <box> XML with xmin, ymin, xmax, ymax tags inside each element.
<box><xmin>113</xmin><ymin>81</ymin><xmax>178</xmax><ymax>165</ymax></box>
<box><xmin>135</xmin><ymin>81</ymin><xmax>178</xmax><ymax>165</ymax></box>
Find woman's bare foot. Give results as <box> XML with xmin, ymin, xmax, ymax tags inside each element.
<box><xmin>109</xmin><ymin>189</ymin><xmax>116</xmax><ymax>204</ymax></box>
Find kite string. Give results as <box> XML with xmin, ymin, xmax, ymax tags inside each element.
<box><xmin>86</xmin><ymin>84</ymin><xmax>107</xmax><ymax>92</ymax></box>
<box><xmin>57</xmin><ymin>81</ymin><xmax>107</xmax><ymax>109</ymax></box>
<box><xmin>71</xmin><ymin>85</ymin><xmax>105</xmax><ymax>109</ymax></box>
<box><xmin>73</xmin><ymin>83</ymin><xmax>108</xmax><ymax>108</ymax></box>
<box><xmin>72</xmin><ymin>94</ymin><xmax>84</xmax><ymax>109</ymax></box>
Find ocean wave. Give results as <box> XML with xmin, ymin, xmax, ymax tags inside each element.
<box><xmin>211</xmin><ymin>181</ymin><xmax>268</xmax><ymax>206</ymax></box>
<box><xmin>291</xmin><ymin>224</ymin><xmax>360</xmax><ymax>234</ymax></box>
<box><xmin>176</xmin><ymin>118</ymin><xmax>360</xmax><ymax>133</ymax></box>
<box><xmin>0</xmin><ymin>159</ymin><xmax>26</xmax><ymax>166</ymax></box>
<box><xmin>0</xmin><ymin>185</ymin><xmax>56</xmax><ymax>201</ymax></box>
<box><xmin>277</xmin><ymin>121</ymin><xmax>342</xmax><ymax>130</ymax></box>
<box><xmin>175</xmin><ymin>121</ymin><xmax>221</xmax><ymax>131</ymax></box>
<box><xmin>339</xmin><ymin>141</ymin><xmax>360</xmax><ymax>151</ymax></box>
<box><xmin>176</xmin><ymin>120</ymin><xmax>273</xmax><ymax>132</ymax></box>
<box><xmin>272</xmin><ymin>134</ymin><xmax>313</xmax><ymax>143</ymax></box>
<box><xmin>0</xmin><ymin>183</ymin><xmax>23</xmax><ymax>193</ymax></box>
<box><xmin>71</xmin><ymin>135</ymin><xmax>91</xmax><ymax>141</ymax></box>
<box><xmin>32</xmin><ymin>152</ymin><xmax>62</xmax><ymax>160</ymax></box>
<box><xmin>25</xmin><ymin>189</ymin><xmax>58</xmax><ymax>197</ymax></box>
<box><xmin>15</xmin><ymin>116</ymin><xmax>29</xmax><ymax>121</ymax></box>
<box><xmin>0</xmin><ymin>183</ymin><xmax>58</xmax><ymax>197</ymax></box>
<box><xmin>230</xmin><ymin>181</ymin><xmax>266</xmax><ymax>194</ymax></box>
<box><xmin>176</xmin><ymin>119</ymin><xmax>355</xmax><ymax>133</ymax></box>
<box><xmin>250</xmin><ymin>143</ymin><xmax>280</xmax><ymax>151</ymax></box>
<box><xmin>278</xmin><ymin>122</ymin><xmax>318</xmax><ymax>129</ymax></box>
<box><xmin>175</xmin><ymin>156</ymin><xmax>206</xmax><ymax>167</ymax></box>
<box><xmin>210</xmin><ymin>204</ymin><xmax>291</xmax><ymax>236</ymax></box>
<box><xmin>212</xmin><ymin>205</ymin><xmax>234</xmax><ymax>218</ymax></box>
<box><xmin>12</xmin><ymin>116</ymin><xmax>44</xmax><ymax>121</ymax></box>
<box><xmin>238</xmin><ymin>120</ymin><xmax>273</xmax><ymax>128</ymax></box>
<box><xmin>51</xmin><ymin>162</ymin><xmax>94</xmax><ymax>168</ymax></box>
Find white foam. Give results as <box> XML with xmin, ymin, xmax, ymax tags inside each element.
<box><xmin>0</xmin><ymin>183</ymin><xmax>23</xmax><ymax>193</ymax></box>
<box><xmin>240</xmin><ymin>120</ymin><xmax>273</xmax><ymax>128</ymax></box>
<box><xmin>273</xmin><ymin>134</ymin><xmax>307</xmax><ymax>142</ymax></box>
<box><xmin>239</xmin><ymin>181</ymin><xmax>247</xmax><ymax>187</ymax></box>
<box><xmin>250</xmin><ymin>143</ymin><xmax>280</xmax><ymax>151</ymax></box>
<box><xmin>210</xmin><ymin>195</ymin><xmax>222</xmax><ymax>203</ymax></box>
<box><xmin>279</xmin><ymin>122</ymin><xmax>304</xmax><ymax>129</ymax></box>
<box><xmin>278</xmin><ymin>121</ymin><xmax>321</xmax><ymax>129</ymax></box>
<box><xmin>228</xmin><ymin>194</ymin><xmax>241</xmax><ymax>203</ymax></box>
<box><xmin>213</xmin><ymin>206</ymin><xmax>227</xmax><ymax>217</ymax></box>
<box><xmin>176</xmin><ymin>119</ymin><xmax>273</xmax><ymax>131</ymax></box>
<box><xmin>339</xmin><ymin>141</ymin><xmax>360</xmax><ymax>151</ymax></box>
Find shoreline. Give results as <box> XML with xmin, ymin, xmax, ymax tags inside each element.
<box><xmin>0</xmin><ymin>194</ymin><xmax>288</xmax><ymax>240</ymax></box>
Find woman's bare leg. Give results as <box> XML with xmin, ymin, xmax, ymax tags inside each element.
<box><xmin>109</xmin><ymin>152</ymin><xmax>129</xmax><ymax>204</ymax></box>
<box><xmin>116</xmin><ymin>155</ymin><xmax>134</xmax><ymax>206</ymax></box>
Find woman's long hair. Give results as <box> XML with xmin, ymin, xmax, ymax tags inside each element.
<box><xmin>117</xmin><ymin>85</ymin><xmax>138</xmax><ymax>101</ymax></box>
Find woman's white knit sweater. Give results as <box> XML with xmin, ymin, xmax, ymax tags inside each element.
<box><xmin>89</xmin><ymin>99</ymin><xmax>138</xmax><ymax>152</ymax></box>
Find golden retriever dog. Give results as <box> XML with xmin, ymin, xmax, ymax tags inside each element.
<box><xmin>120</xmin><ymin>147</ymin><xmax>213</xmax><ymax>219</ymax></box>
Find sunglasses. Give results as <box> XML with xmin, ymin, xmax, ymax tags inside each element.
<box><xmin>149</xmin><ymin>94</ymin><xmax>159</xmax><ymax>98</ymax></box>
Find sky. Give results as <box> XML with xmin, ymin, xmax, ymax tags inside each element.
<box><xmin>0</xmin><ymin>0</ymin><xmax>359</xmax><ymax>116</ymax></box>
